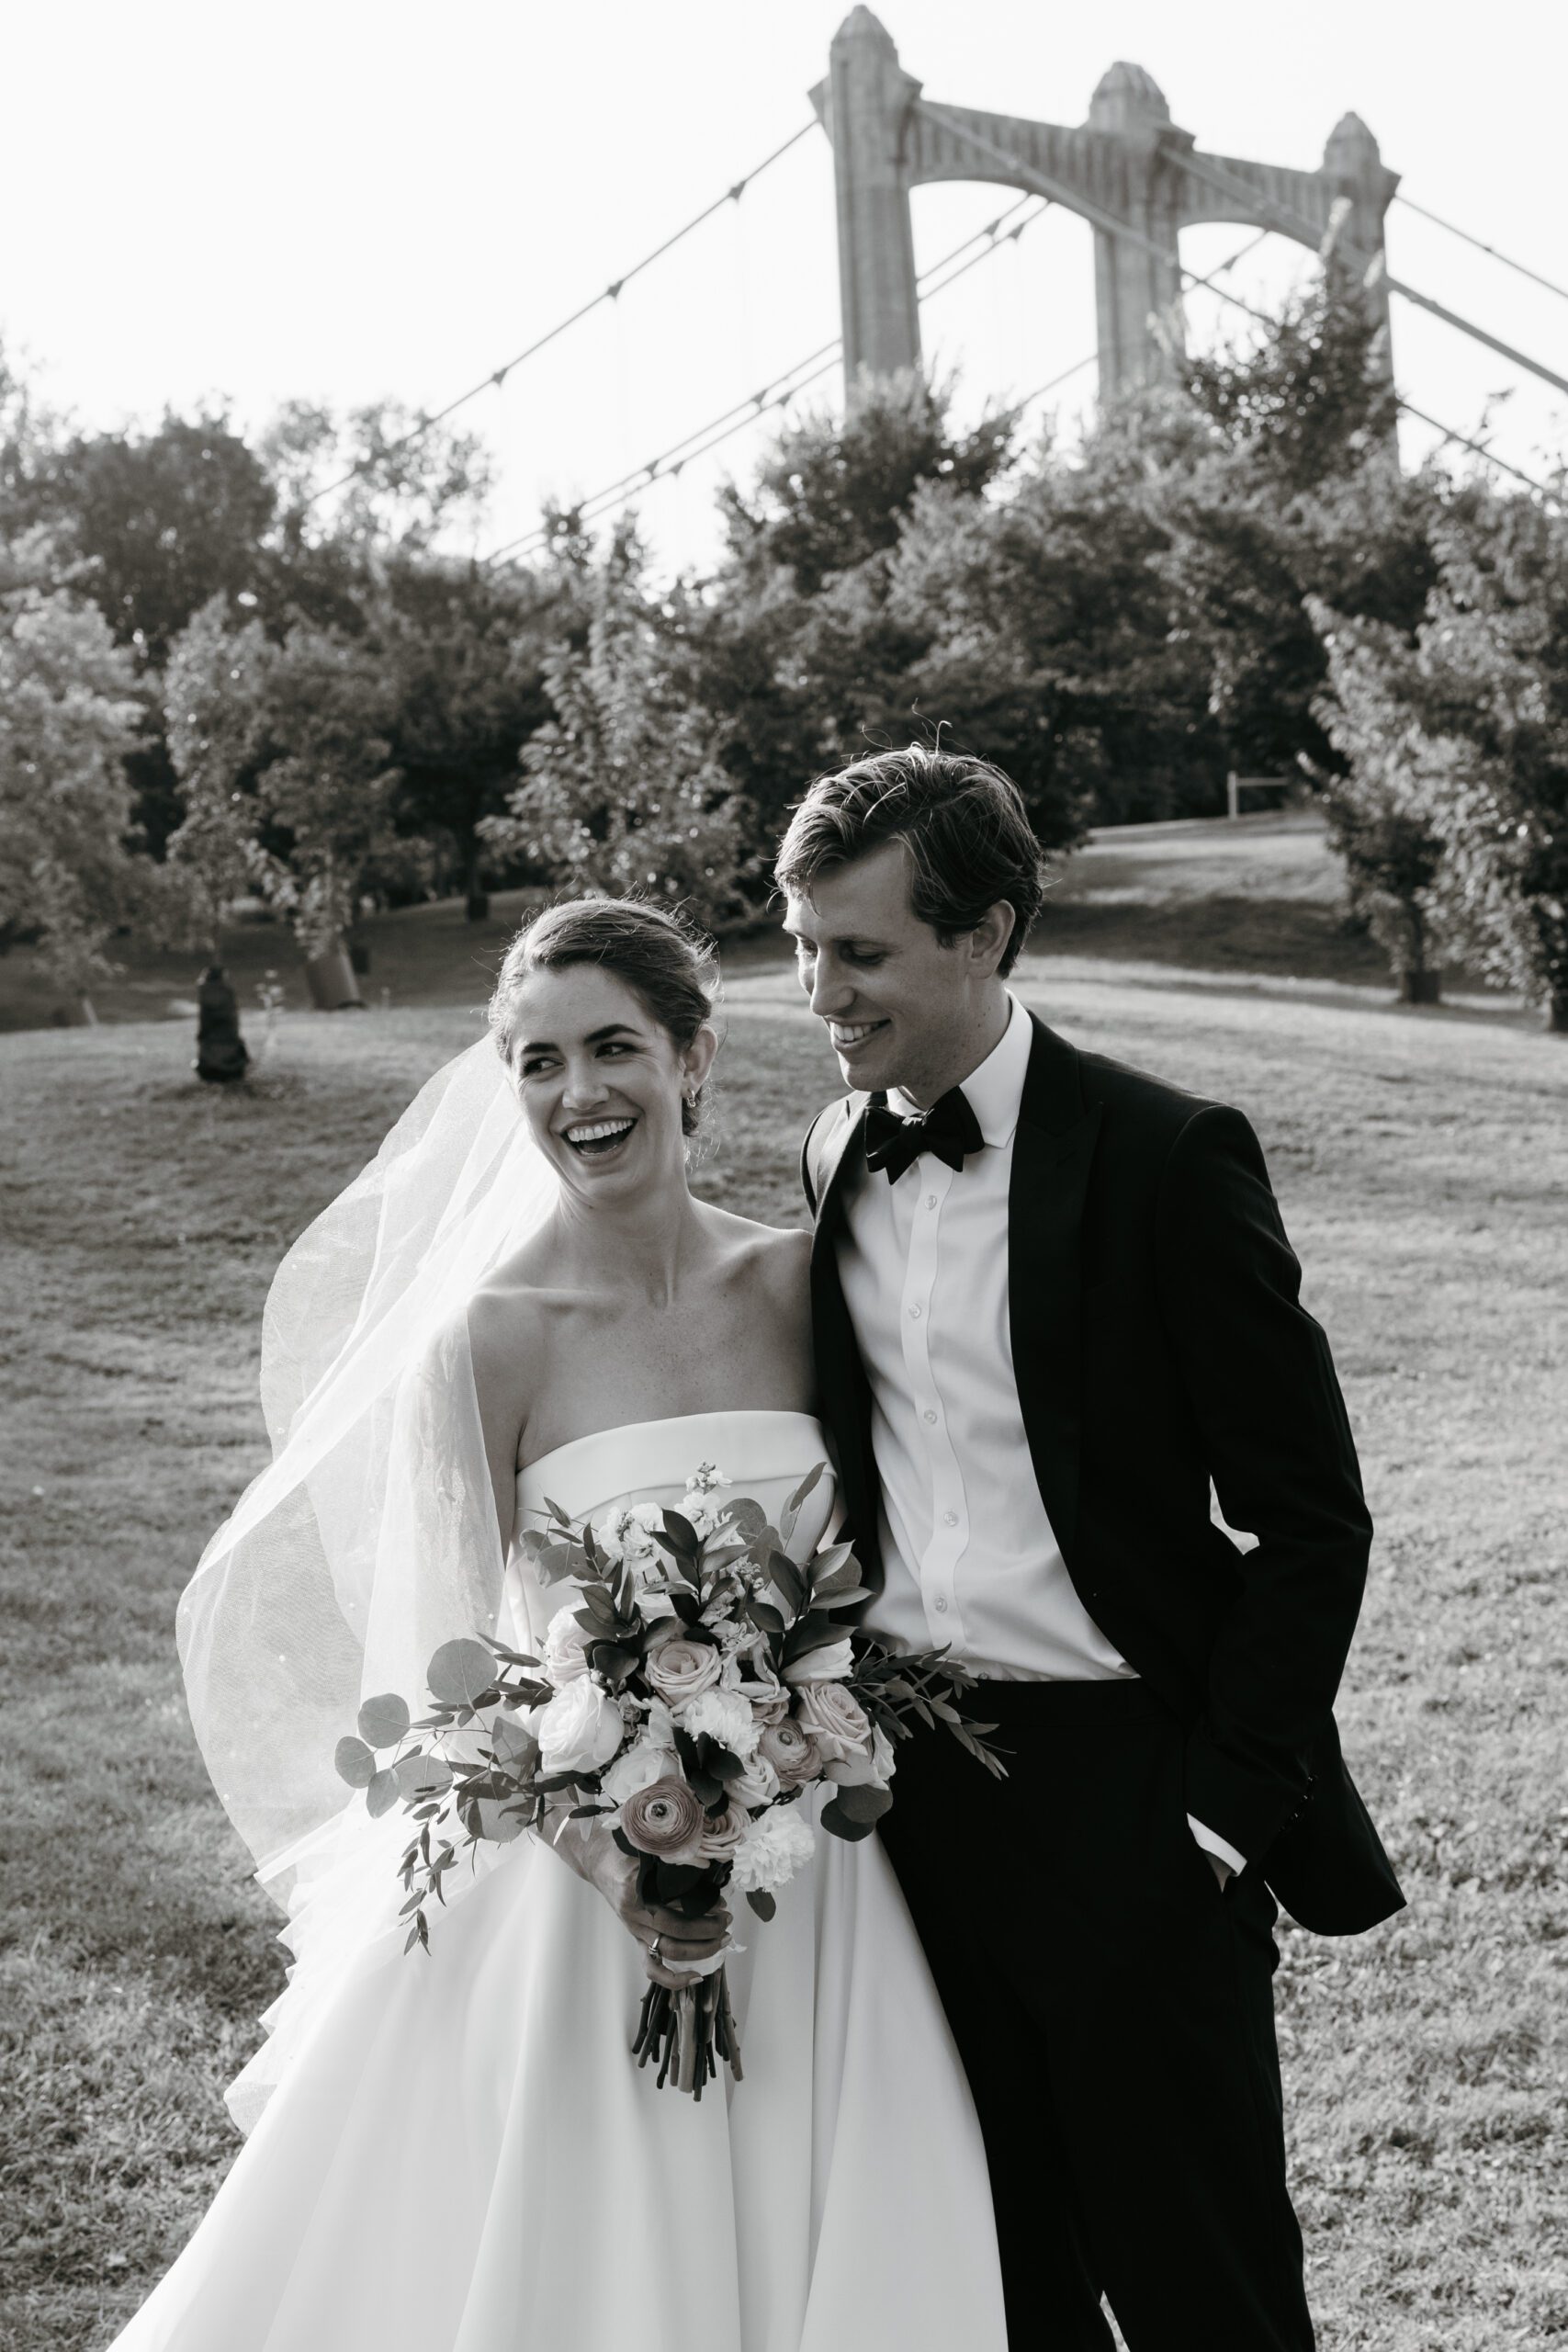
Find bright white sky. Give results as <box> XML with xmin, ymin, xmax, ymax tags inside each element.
<box><xmin>5</xmin><ymin>0</ymin><xmax>1563</xmax><ymax>578</ymax></box>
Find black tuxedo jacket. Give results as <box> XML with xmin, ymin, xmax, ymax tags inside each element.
<box><xmin>803</xmin><ymin>1012</ymin><xmax>1404</xmax><ymax>1937</ymax></box>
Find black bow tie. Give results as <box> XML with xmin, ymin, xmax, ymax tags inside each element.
<box><xmin>863</xmin><ymin>1087</ymin><xmax>985</xmax><ymax>1183</ymax></box>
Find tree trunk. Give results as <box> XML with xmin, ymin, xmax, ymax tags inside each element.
<box><xmin>1399</xmin><ymin>969</ymin><xmax>1441</xmax><ymax>1004</ymax></box>
<box><xmin>1549</xmin><ymin>989</ymin><xmax>1568</xmax><ymax>1035</ymax></box>
<box><xmin>303</xmin><ymin>938</ymin><xmax>365</xmax><ymax>1011</ymax></box>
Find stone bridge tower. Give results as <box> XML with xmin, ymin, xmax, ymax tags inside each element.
<box><xmin>811</xmin><ymin>7</ymin><xmax>1398</xmax><ymax>400</ymax></box>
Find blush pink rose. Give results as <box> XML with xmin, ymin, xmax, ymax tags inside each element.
<box><xmin>759</xmin><ymin>1717</ymin><xmax>823</xmax><ymax>1790</ymax></box>
<box><xmin>793</xmin><ymin>1681</ymin><xmax>871</xmax><ymax>1764</ymax></box>
<box><xmin>695</xmin><ymin>1801</ymin><xmax>749</xmax><ymax>1861</ymax></box>
<box><xmin>643</xmin><ymin>1638</ymin><xmax>724</xmax><ymax>1706</ymax></box>
<box><xmin>619</xmin><ymin>1777</ymin><xmax>706</xmax><ymax>1862</ymax></box>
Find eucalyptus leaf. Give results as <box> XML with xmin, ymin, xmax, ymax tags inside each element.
<box><xmin>356</xmin><ymin>1691</ymin><xmax>411</xmax><ymax>1748</ymax></box>
<box><xmin>334</xmin><ymin>1736</ymin><xmax>377</xmax><ymax>1788</ymax></box>
<box><xmin>394</xmin><ymin>1751</ymin><xmax>452</xmax><ymax>1798</ymax></box>
<box><xmin>745</xmin><ymin>1888</ymin><xmax>777</xmax><ymax>1921</ymax></box>
<box><xmin>474</xmin><ymin>1798</ymin><xmax>526</xmax><ymax>1844</ymax></box>
<box><xmin>829</xmin><ymin>1780</ymin><xmax>892</xmax><ymax>1826</ymax></box>
<box><xmin>366</xmin><ymin>1767</ymin><xmax>401</xmax><ymax>1818</ymax></box>
<box><xmin>490</xmin><ymin>1713</ymin><xmax>539</xmax><ymax>1767</ymax></box>
<box><xmin>819</xmin><ymin>1795</ymin><xmax>877</xmax><ymax>1841</ymax></box>
<box><xmin>426</xmin><ymin>1638</ymin><xmax>500</xmax><ymax>1708</ymax></box>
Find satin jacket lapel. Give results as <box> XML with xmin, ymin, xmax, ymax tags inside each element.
<box><xmin>1009</xmin><ymin>1018</ymin><xmax>1102</xmax><ymax>1566</ymax></box>
<box><xmin>807</xmin><ymin>1098</ymin><xmax>884</xmax><ymax>1595</ymax></box>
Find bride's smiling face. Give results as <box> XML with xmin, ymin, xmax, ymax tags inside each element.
<box><xmin>508</xmin><ymin>962</ymin><xmax>716</xmax><ymax>1201</ymax></box>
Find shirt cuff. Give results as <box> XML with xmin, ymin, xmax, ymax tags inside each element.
<box><xmin>1187</xmin><ymin>1815</ymin><xmax>1247</xmax><ymax>1876</ymax></box>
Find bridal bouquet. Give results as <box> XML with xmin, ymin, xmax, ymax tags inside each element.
<box><xmin>334</xmin><ymin>1461</ymin><xmax>1004</xmax><ymax>2097</ymax></box>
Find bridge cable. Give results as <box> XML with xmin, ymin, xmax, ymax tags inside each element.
<box><xmin>305</xmin><ymin>120</ymin><xmax>818</xmax><ymax>507</ymax></box>
<box><xmin>1393</xmin><ymin>196</ymin><xmax>1568</xmax><ymax>307</ymax></box>
<box><xmin>1163</xmin><ymin>144</ymin><xmax>1568</xmax><ymax>400</ymax></box>
<box><xmin>483</xmin><ymin>195</ymin><xmax>1060</xmax><ymax>564</ymax></box>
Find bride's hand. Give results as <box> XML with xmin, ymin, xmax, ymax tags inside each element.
<box><xmin>548</xmin><ymin>1814</ymin><xmax>730</xmax><ymax>1990</ymax></box>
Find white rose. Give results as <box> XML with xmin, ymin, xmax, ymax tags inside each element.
<box><xmin>541</xmin><ymin>1610</ymin><xmax>592</xmax><ymax>1685</ymax></box>
<box><xmin>784</xmin><ymin>1637</ymin><xmax>854</xmax><ymax>1686</ymax></box>
<box><xmin>536</xmin><ymin>1679</ymin><xmax>625</xmax><ymax>1775</ymax></box>
<box><xmin>728</xmin><ymin>1752</ymin><xmax>781</xmax><ymax>1810</ymax></box>
<box><xmin>600</xmin><ymin>1736</ymin><xmax>679</xmax><ymax>1808</ymax></box>
<box><xmin>586</xmin><ymin>1514</ymin><xmax>625</xmax><ymax>1568</ymax></box>
<box><xmin>679</xmin><ymin>1685</ymin><xmax>762</xmax><ymax>1759</ymax></box>
<box><xmin>730</xmin><ymin>1804</ymin><xmax>818</xmax><ymax>1894</ymax></box>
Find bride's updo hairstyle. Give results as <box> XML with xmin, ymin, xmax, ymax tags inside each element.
<box><xmin>489</xmin><ymin>896</ymin><xmax>719</xmax><ymax>1136</ymax></box>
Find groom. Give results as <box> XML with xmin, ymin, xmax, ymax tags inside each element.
<box><xmin>779</xmin><ymin>747</ymin><xmax>1404</xmax><ymax>2351</ymax></box>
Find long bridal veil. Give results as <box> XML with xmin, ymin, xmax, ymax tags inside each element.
<box><xmin>176</xmin><ymin>1037</ymin><xmax>558</xmax><ymax>2128</ymax></box>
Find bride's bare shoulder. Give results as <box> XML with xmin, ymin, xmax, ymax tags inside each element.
<box><xmin>701</xmin><ymin>1204</ymin><xmax>812</xmax><ymax>1296</ymax></box>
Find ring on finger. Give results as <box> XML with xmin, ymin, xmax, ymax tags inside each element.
<box><xmin>649</xmin><ymin>1936</ymin><xmax>661</xmax><ymax>1962</ymax></box>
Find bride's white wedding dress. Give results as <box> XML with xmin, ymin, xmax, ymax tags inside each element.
<box><xmin>110</xmin><ymin>1409</ymin><xmax>1006</xmax><ymax>2352</ymax></box>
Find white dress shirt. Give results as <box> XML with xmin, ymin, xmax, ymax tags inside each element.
<box><xmin>837</xmin><ymin>992</ymin><xmax>1246</xmax><ymax>1876</ymax></box>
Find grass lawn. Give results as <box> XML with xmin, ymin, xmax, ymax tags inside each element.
<box><xmin>2</xmin><ymin>926</ymin><xmax>1563</xmax><ymax>2347</ymax></box>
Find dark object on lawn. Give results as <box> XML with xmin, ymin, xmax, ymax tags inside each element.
<box><xmin>194</xmin><ymin>965</ymin><xmax>251</xmax><ymax>1083</ymax></box>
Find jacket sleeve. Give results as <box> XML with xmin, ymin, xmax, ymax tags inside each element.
<box><xmin>1156</xmin><ymin>1104</ymin><xmax>1372</xmax><ymax>1864</ymax></box>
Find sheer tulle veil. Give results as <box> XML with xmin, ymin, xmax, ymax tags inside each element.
<box><xmin>176</xmin><ymin>1036</ymin><xmax>558</xmax><ymax>2128</ymax></box>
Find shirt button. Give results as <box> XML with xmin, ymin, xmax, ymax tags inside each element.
<box><xmin>942</xmin><ymin>1510</ymin><xmax>958</xmax><ymax>1527</ymax></box>
<box><xmin>934</xmin><ymin>1595</ymin><xmax>949</xmax><ymax>1613</ymax></box>
<box><xmin>924</xmin><ymin>1408</ymin><xmax>938</xmax><ymax>1424</ymax></box>
<box><xmin>908</xmin><ymin>1303</ymin><xmax>922</xmax><ymax>1319</ymax></box>
<box><xmin>926</xmin><ymin>1193</ymin><xmax>937</xmax><ymax>1210</ymax></box>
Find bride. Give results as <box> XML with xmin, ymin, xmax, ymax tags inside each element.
<box><xmin>110</xmin><ymin>895</ymin><xmax>1006</xmax><ymax>2352</ymax></box>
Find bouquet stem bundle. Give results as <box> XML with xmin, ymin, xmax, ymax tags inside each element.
<box><xmin>633</xmin><ymin>1972</ymin><xmax>744</xmax><ymax>2098</ymax></box>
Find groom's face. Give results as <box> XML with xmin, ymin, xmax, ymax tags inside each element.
<box><xmin>784</xmin><ymin>841</ymin><xmax>1000</xmax><ymax>1105</ymax></box>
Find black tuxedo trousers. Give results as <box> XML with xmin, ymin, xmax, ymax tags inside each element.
<box><xmin>879</xmin><ymin>1680</ymin><xmax>1314</xmax><ymax>2352</ymax></box>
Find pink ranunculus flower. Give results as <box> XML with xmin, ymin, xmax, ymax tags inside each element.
<box><xmin>644</xmin><ymin>1637</ymin><xmax>724</xmax><ymax>1706</ymax></box>
<box><xmin>793</xmin><ymin>1680</ymin><xmax>872</xmax><ymax>1765</ymax></box>
<box><xmin>695</xmin><ymin>1800</ymin><xmax>749</xmax><ymax>1861</ymax></box>
<box><xmin>619</xmin><ymin>1777</ymin><xmax>706</xmax><ymax>1863</ymax></box>
<box><xmin>759</xmin><ymin>1717</ymin><xmax>823</xmax><ymax>1789</ymax></box>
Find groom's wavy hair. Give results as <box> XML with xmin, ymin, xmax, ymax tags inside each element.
<box><xmin>773</xmin><ymin>745</ymin><xmax>1045</xmax><ymax>978</ymax></box>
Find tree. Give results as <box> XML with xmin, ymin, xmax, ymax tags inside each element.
<box><xmin>1314</xmin><ymin>492</ymin><xmax>1568</xmax><ymax>1030</ymax></box>
<box><xmin>1306</xmin><ymin>607</ymin><xmax>1449</xmax><ymax>998</ymax></box>
<box><xmin>482</xmin><ymin>530</ymin><xmax>750</xmax><ymax>933</ymax></box>
<box><xmin>681</xmin><ymin>373</ymin><xmax>1019</xmax><ymax>844</ymax></box>
<box><xmin>0</xmin><ymin>538</ymin><xmax>150</xmax><ymax>1009</ymax></box>
<box><xmin>164</xmin><ymin>601</ymin><xmax>402</xmax><ymax>960</ymax></box>
<box><xmin>1156</xmin><ymin>278</ymin><xmax>1436</xmax><ymax>783</ymax></box>
<box><xmin>886</xmin><ymin>403</ymin><xmax>1224</xmax><ymax>831</ymax></box>
<box><xmin>378</xmin><ymin>556</ymin><xmax>577</xmax><ymax>917</ymax></box>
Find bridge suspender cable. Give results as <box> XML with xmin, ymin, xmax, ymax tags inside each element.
<box><xmin>305</xmin><ymin>120</ymin><xmax>818</xmax><ymax>506</ymax></box>
<box><xmin>482</xmin><ymin>195</ymin><xmax>1063</xmax><ymax>565</ymax></box>
<box><xmin>911</xmin><ymin>99</ymin><xmax>1562</xmax><ymax>505</ymax></box>
<box><xmin>1393</xmin><ymin>196</ymin><xmax>1568</xmax><ymax>307</ymax></box>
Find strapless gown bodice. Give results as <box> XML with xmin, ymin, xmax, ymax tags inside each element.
<box><xmin>107</xmin><ymin>1410</ymin><xmax>1006</xmax><ymax>2352</ymax></box>
<box><xmin>506</xmin><ymin>1408</ymin><xmax>836</xmax><ymax>1653</ymax></box>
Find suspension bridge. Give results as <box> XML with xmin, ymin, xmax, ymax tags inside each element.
<box><xmin>317</xmin><ymin>7</ymin><xmax>1567</xmax><ymax>565</ymax></box>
